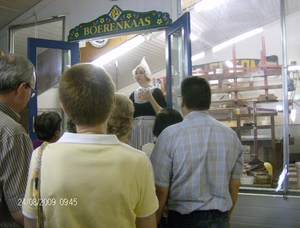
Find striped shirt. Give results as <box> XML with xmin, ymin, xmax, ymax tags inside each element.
<box><xmin>0</xmin><ymin>101</ymin><xmax>33</xmax><ymax>227</ymax></box>
<box><xmin>150</xmin><ymin>111</ymin><xmax>244</xmax><ymax>214</ymax></box>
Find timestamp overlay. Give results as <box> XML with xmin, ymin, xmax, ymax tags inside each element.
<box><xmin>19</xmin><ymin>198</ymin><xmax>78</xmax><ymax>207</ymax></box>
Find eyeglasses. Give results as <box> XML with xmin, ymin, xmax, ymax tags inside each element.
<box><xmin>26</xmin><ymin>83</ymin><xmax>37</xmax><ymax>98</ymax></box>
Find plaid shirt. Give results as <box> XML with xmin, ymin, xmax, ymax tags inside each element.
<box><xmin>150</xmin><ymin>111</ymin><xmax>244</xmax><ymax>214</ymax></box>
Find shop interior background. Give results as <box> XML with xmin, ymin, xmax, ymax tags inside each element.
<box><xmin>2</xmin><ymin>1</ymin><xmax>300</xmax><ymax>227</ymax></box>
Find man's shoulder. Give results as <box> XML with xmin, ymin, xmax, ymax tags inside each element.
<box><xmin>166</xmin><ymin>112</ymin><xmax>235</xmax><ymax>135</ymax></box>
<box><xmin>0</xmin><ymin>112</ymin><xmax>26</xmax><ymax>136</ymax></box>
<box><xmin>157</xmin><ymin>122</ymin><xmax>183</xmax><ymax>141</ymax></box>
<box><xmin>111</xmin><ymin>144</ymin><xmax>152</xmax><ymax>168</ymax></box>
<box><xmin>52</xmin><ymin>140</ymin><xmax>148</xmax><ymax>160</ymax></box>
<box><xmin>118</xmin><ymin>143</ymin><xmax>149</xmax><ymax>158</ymax></box>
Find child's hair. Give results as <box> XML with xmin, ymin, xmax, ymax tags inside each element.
<box><xmin>153</xmin><ymin>108</ymin><xmax>183</xmax><ymax>137</ymax></box>
<box><xmin>34</xmin><ymin>112</ymin><xmax>62</xmax><ymax>141</ymax></box>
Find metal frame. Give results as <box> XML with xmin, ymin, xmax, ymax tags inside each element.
<box><xmin>27</xmin><ymin>38</ymin><xmax>79</xmax><ymax>139</ymax></box>
<box><xmin>165</xmin><ymin>12</ymin><xmax>192</xmax><ymax>107</ymax></box>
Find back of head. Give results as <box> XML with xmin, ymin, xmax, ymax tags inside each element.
<box><xmin>181</xmin><ymin>76</ymin><xmax>211</xmax><ymax>110</ymax></box>
<box><xmin>34</xmin><ymin>112</ymin><xmax>62</xmax><ymax>141</ymax></box>
<box><xmin>107</xmin><ymin>93</ymin><xmax>134</xmax><ymax>139</ymax></box>
<box><xmin>59</xmin><ymin>63</ymin><xmax>115</xmax><ymax>126</ymax></box>
<box><xmin>0</xmin><ymin>54</ymin><xmax>35</xmax><ymax>94</ymax></box>
<box><xmin>153</xmin><ymin>108</ymin><xmax>183</xmax><ymax>137</ymax></box>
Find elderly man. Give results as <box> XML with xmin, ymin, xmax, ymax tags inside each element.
<box><xmin>151</xmin><ymin>76</ymin><xmax>244</xmax><ymax>228</ymax></box>
<box><xmin>0</xmin><ymin>54</ymin><xmax>36</xmax><ymax>227</ymax></box>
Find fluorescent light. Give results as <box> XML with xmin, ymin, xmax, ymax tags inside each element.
<box><xmin>194</xmin><ymin>0</ymin><xmax>225</xmax><ymax>13</ymax></box>
<box><xmin>212</xmin><ymin>28</ymin><xmax>263</xmax><ymax>53</ymax></box>
<box><xmin>92</xmin><ymin>35</ymin><xmax>144</xmax><ymax>66</ymax></box>
<box><xmin>191</xmin><ymin>52</ymin><xmax>205</xmax><ymax>61</ymax></box>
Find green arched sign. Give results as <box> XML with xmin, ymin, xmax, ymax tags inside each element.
<box><xmin>68</xmin><ymin>5</ymin><xmax>172</xmax><ymax>41</ymax></box>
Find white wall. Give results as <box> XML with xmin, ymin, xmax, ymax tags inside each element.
<box><xmin>38</xmin><ymin>87</ymin><xmax>60</xmax><ymax>109</ymax></box>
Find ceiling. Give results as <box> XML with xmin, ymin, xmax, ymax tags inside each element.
<box><xmin>0</xmin><ymin>0</ymin><xmax>42</xmax><ymax>30</ymax></box>
<box><xmin>4</xmin><ymin>0</ymin><xmax>300</xmax><ymax>93</ymax></box>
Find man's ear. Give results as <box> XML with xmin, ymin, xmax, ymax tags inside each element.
<box><xmin>180</xmin><ymin>97</ymin><xmax>184</xmax><ymax>108</ymax></box>
<box><xmin>60</xmin><ymin>103</ymin><xmax>70</xmax><ymax>119</ymax></box>
<box><xmin>16</xmin><ymin>82</ymin><xmax>26</xmax><ymax>96</ymax></box>
<box><xmin>54</xmin><ymin>130</ymin><xmax>59</xmax><ymax>137</ymax></box>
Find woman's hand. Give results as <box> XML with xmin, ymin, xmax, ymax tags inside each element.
<box><xmin>142</xmin><ymin>89</ymin><xmax>154</xmax><ymax>101</ymax></box>
<box><xmin>142</xmin><ymin>88</ymin><xmax>162</xmax><ymax>113</ymax></box>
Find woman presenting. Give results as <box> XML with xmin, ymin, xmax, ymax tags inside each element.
<box><xmin>129</xmin><ymin>57</ymin><xmax>166</xmax><ymax>150</ymax></box>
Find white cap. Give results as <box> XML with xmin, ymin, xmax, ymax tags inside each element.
<box><xmin>132</xmin><ymin>56</ymin><xmax>151</xmax><ymax>79</ymax></box>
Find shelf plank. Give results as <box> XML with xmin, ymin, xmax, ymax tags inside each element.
<box><xmin>209</xmin><ymin>108</ymin><xmax>235</xmax><ymax>111</ymax></box>
<box><xmin>235</xmin><ymin>112</ymin><xmax>277</xmax><ymax>117</ymax></box>
<box><xmin>196</xmin><ymin>69</ymin><xmax>282</xmax><ymax>80</ymax></box>
<box><xmin>211</xmin><ymin>84</ymin><xmax>282</xmax><ymax>93</ymax></box>
<box><xmin>211</xmin><ymin>97</ymin><xmax>257</xmax><ymax>103</ymax></box>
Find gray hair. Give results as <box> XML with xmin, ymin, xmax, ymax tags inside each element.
<box><xmin>0</xmin><ymin>54</ymin><xmax>35</xmax><ymax>94</ymax></box>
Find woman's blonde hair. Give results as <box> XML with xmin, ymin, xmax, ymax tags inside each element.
<box><xmin>107</xmin><ymin>93</ymin><xmax>134</xmax><ymax>140</ymax></box>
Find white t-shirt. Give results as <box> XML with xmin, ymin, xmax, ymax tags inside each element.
<box><xmin>142</xmin><ymin>142</ymin><xmax>155</xmax><ymax>157</ymax></box>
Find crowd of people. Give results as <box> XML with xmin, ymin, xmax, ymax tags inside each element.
<box><xmin>0</xmin><ymin>53</ymin><xmax>244</xmax><ymax>228</ymax></box>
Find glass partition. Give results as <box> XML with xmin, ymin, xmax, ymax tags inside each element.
<box><xmin>165</xmin><ymin>12</ymin><xmax>192</xmax><ymax>109</ymax></box>
<box><xmin>170</xmin><ymin>28</ymin><xmax>185</xmax><ymax>111</ymax></box>
<box><xmin>189</xmin><ymin>0</ymin><xmax>300</xmax><ymax>193</ymax></box>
